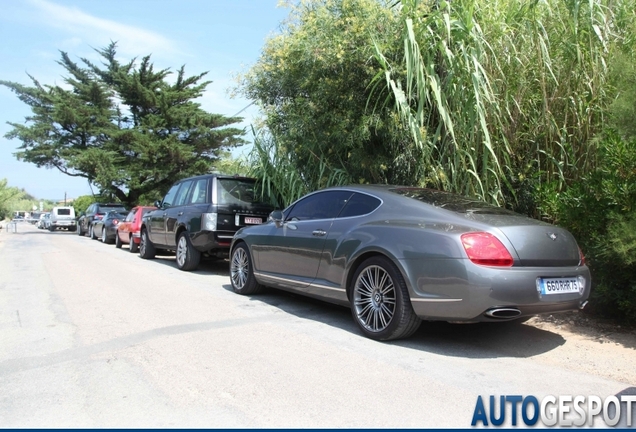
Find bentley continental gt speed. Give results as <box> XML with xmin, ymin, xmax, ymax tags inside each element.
<box><xmin>229</xmin><ymin>185</ymin><xmax>590</xmax><ymax>341</ymax></box>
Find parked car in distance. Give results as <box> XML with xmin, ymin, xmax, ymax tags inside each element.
<box><xmin>48</xmin><ymin>206</ymin><xmax>76</xmax><ymax>231</ymax></box>
<box><xmin>37</xmin><ymin>212</ymin><xmax>50</xmax><ymax>229</ymax></box>
<box><xmin>116</xmin><ymin>206</ymin><xmax>157</xmax><ymax>252</ymax></box>
<box><xmin>229</xmin><ymin>185</ymin><xmax>591</xmax><ymax>341</ymax></box>
<box><xmin>77</xmin><ymin>203</ymin><xmax>128</xmax><ymax>238</ymax></box>
<box><xmin>92</xmin><ymin>211</ymin><xmax>127</xmax><ymax>244</ymax></box>
<box><xmin>140</xmin><ymin>174</ymin><xmax>277</xmax><ymax>271</ymax></box>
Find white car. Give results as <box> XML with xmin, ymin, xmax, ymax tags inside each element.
<box><xmin>37</xmin><ymin>213</ymin><xmax>50</xmax><ymax>229</ymax></box>
<box><xmin>48</xmin><ymin>207</ymin><xmax>76</xmax><ymax>231</ymax></box>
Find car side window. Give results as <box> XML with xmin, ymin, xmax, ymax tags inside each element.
<box><xmin>286</xmin><ymin>191</ymin><xmax>353</xmax><ymax>221</ymax></box>
<box><xmin>162</xmin><ymin>184</ymin><xmax>181</xmax><ymax>208</ymax></box>
<box><xmin>125</xmin><ymin>210</ymin><xmax>135</xmax><ymax>222</ymax></box>
<box><xmin>188</xmin><ymin>179</ymin><xmax>209</xmax><ymax>204</ymax></box>
<box><xmin>337</xmin><ymin>193</ymin><xmax>381</xmax><ymax>218</ymax></box>
<box><xmin>174</xmin><ymin>180</ymin><xmax>194</xmax><ymax>207</ymax></box>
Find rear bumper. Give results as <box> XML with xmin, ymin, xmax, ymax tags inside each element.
<box><xmin>399</xmin><ymin>258</ymin><xmax>591</xmax><ymax>322</ymax></box>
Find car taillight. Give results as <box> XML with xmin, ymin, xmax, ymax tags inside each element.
<box><xmin>578</xmin><ymin>247</ymin><xmax>586</xmax><ymax>266</ymax></box>
<box><xmin>113</xmin><ymin>219</ymin><xmax>119</xmax><ymax>225</ymax></box>
<box><xmin>95</xmin><ymin>214</ymin><xmax>103</xmax><ymax>220</ymax></box>
<box><xmin>461</xmin><ymin>232</ymin><xmax>514</xmax><ymax>267</ymax></box>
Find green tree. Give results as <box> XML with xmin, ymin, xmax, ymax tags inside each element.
<box><xmin>0</xmin><ymin>179</ymin><xmax>25</xmax><ymax>220</ymax></box>
<box><xmin>1</xmin><ymin>43</ymin><xmax>246</xmax><ymax>208</ymax></box>
<box><xmin>240</xmin><ymin>0</ymin><xmax>424</xmax><ymax>194</ymax></box>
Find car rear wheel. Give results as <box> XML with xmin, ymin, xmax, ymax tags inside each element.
<box><xmin>350</xmin><ymin>256</ymin><xmax>421</xmax><ymax>341</ymax></box>
<box><xmin>139</xmin><ymin>229</ymin><xmax>156</xmax><ymax>259</ymax></box>
<box><xmin>90</xmin><ymin>225</ymin><xmax>97</xmax><ymax>240</ymax></box>
<box><xmin>230</xmin><ymin>243</ymin><xmax>263</xmax><ymax>295</ymax></box>
<box><xmin>77</xmin><ymin>223</ymin><xmax>84</xmax><ymax>236</ymax></box>
<box><xmin>175</xmin><ymin>232</ymin><xmax>201</xmax><ymax>271</ymax></box>
<box><xmin>129</xmin><ymin>236</ymin><xmax>139</xmax><ymax>253</ymax></box>
<box><xmin>115</xmin><ymin>232</ymin><xmax>122</xmax><ymax>248</ymax></box>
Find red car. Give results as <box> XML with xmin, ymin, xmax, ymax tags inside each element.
<box><xmin>115</xmin><ymin>206</ymin><xmax>157</xmax><ymax>252</ymax></box>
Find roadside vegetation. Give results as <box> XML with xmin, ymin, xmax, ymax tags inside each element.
<box><xmin>2</xmin><ymin>0</ymin><xmax>635</xmax><ymax>323</ymax></box>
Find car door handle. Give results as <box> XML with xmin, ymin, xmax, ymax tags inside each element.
<box><xmin>312</xmin><ymin>229</ymin><xmax>327</xmax><ymax>237</ymax></box>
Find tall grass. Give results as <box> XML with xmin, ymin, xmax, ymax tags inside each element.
<box><xmin>245</xmin><ymin>128</ymin><xmax>352</xmax><ymax>207</ymax></box>
<box><xmin>372</xmin><ymin>0</ymin><xmax>630</xmax><ymax>204</ymax></box>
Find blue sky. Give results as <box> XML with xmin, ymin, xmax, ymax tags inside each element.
<box><xmin>0</xmin><ymin>0</ymin><xmax>289</xmax><ymax>200</ymax></box>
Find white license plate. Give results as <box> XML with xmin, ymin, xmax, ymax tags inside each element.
<box><xmin>244</xmin><ymin>217</ymin><xmax>262</xmax><ymax>225</ymax></box>
<box><xmin>538</xmin><ymin>277</ymin><xmax>580</xmax><ymax>295</ymax></box>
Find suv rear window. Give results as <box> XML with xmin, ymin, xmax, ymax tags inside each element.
<box><xmin>217</xmin><ymin>179</ymin><xmax>277</xmax><ymax>207</ymax></box>
<box><xmin>57</xmin><ymin>209</ymin><xmax>71</xmax><ymax>215</ymax></box>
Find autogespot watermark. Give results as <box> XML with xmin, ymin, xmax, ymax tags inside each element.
<box><xmin>471</xmin><ymin>394</ymin><xmax>636</xmax><ymax>427</ymax></box>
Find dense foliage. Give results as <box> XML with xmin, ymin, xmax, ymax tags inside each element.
<box><xmin>241</xmin><ymin>0</ymin><xmax>636</xmax><ymax>323</ymax></box>
<box><xmin>1</xmin><ymin>43</ymin><xmax>246</xmax><ymax>208</ymax></box>
<box><xmin>240</xmin><ymin>0</ymin><xmax>425</xmax><ymax>194</ymax></box>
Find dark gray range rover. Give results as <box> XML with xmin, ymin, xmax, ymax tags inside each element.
<box><xmin>139</xmin><ymin>174</ymin><xmax>277</xmax><ymax>271</ymax></box>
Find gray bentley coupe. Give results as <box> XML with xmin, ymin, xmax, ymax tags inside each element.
<box><xmin>229</xmin><ymin>185</ymin><xmax>590</xmax><ymax>341</ymax></box>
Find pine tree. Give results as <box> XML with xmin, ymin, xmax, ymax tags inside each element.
<box><xmin>1</xmin><ymin>42</ymin><xmax>246</xmax><ymax>207</ymax></box>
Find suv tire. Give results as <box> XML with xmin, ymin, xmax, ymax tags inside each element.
<box><xmin>139</xmin><ymin>229</ymin><xmax>156</xmax><ymax>259</ymax></box>
<box><xmin>175</xmin><ymin>232</ymin><xmax>201</xmax><ymax>271</ymax></box>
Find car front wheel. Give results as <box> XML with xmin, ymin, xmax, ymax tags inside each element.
<box><xmin>175</xmin><ymin>232</ymin><xmax>201</xmax><ymax>271</ymax></box>
<box><xmin>101</xmin><ymin>227</ymin><xmax>112</xmax><ymax>244</ymax></box>
<box><xmin>139</xmin><ymin>229</ymin><xmax>156</xmax><ymax>259</ymax></box>
<box><xmin>90</xmin><ymin>224</ymin><xmax>97</xmax><ymax>240</ymax></box>
<box><xmin>230</xmin><ymin>243</ymin><xmax>263</xmax><ymax>295</ymax></box>
<box><xmin>115</xmin><ymin>232</ymin><xmax>122</xmax><ymax>248</ymax></box>
<box><xmin>350</xmin><ymin>256</ymin><xmax>421</xmax><ymax>341</ymax></box>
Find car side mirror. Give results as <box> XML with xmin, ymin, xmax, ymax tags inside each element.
<box><xmin>154</xmin><ymin>200</ymin><xmax>162</xmax><ymax>209</ymax></box>
<box><xmin>269</xmin><ymin>210</ymin><xmax>284</xmax><ymax>227</ymax></box>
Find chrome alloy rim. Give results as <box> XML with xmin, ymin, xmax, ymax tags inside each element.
<box><xmin>176</xmin><ymin>236</ymin><xmax>188</xmax><ymax>267</ymax></box>
<box><xmin>353</xmin><ymin>265</ymin><xmax>396</xmax><ymax>332</ymax></box>
<box><xmin>140</xmin><ymin>232</ymin><xmax>148</xmax><ymax>256</ymax></box>
<box><xmin>102</xmin><ymin>228</ymin><xmax>106</xmax><ymax>242</ymax></box>
<box><xmin>230</xmin><ymin>248</ymin><xmax>248</xmax><ymax>290</ymax></box>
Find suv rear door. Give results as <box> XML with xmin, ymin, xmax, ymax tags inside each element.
<box><xmin>164</xmin><ymin>179</ymin><xmax>195</xmax><ymax>248</ymax></box>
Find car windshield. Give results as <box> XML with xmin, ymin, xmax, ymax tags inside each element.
<box><xmin>390</xmin><ymin>188</ymin><xmax>517</xmax><ymax>215</ymax></box>
<box><xmin>217</xmin><ymin>179</ymin><xmax>277</xmax><ymax>207</ymax></box>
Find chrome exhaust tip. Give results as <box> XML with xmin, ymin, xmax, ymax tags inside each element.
<box><xmin>485</xmin><ymin>308</ymin><xmax>522</xmax><ymax>319</ymax></box>
<box><xmin>579</xmin><ymin>301</ymin><xmax>588</xmax><ymax>310</ymax></box>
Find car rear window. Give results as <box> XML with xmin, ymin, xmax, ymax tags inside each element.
<box><xmin>390</xmin><ymin>187</ymin><xmax>517</xmax><ymax>215</ymax></box>
<box><xmin>56</xmin><ymin>208</ymin><xmax>71</xmax><ymax>215</ymax></box>
<box><xmin>99</xmin><ymin>205</ymin><xmax>127</xmax><ymax>213</ymax></box>
<box><xmin>217</xmin><ymin>179</ymin><xmax>277</xmax><ymax>206</ymax></box>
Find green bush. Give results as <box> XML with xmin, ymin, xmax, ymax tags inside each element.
<box><xmin>534</xmin><ymin>131</ymin><xmax>636</xmax><ymax>324</ymax></box>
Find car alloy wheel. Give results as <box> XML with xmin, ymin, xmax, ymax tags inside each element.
<box><xmin>101</xmin><ymin>227</ymin><xmax>107</xmax><ymax>243</ymax></box>
<box><xmin>351</xmin><ymin>257</ymin><xmax>421</xmax><ymax>341</ymax></box>
<box><xmin>139</xmin><ymin>229</ymin><xmax>156</xmax><ymax>259</ymax></box>
<box><xmin>129</xmin><ymin>236</ymin><xmax>139</xmax><ymax>253</ymax></box>
<box><xmin>89</xmin><ymin>225</ymin><xmax>96</xmax><ymax>239</ymax></box>
<box><xmin>230</xmin><ymin>243</ymin><xmax>263</xmax><ymax>295</ymax></box>
<box><xmin>175</xmin><ymin>232</ymin><xmax>201</xmax><ymax>271</ymax></box>
<box><xmin>115</xmin><ymin>232</ymin><xmax>122</xmax><ymax>248</ymax></box>
<box><xmin>231</xmin><ymin>247</ymin><xmax>249</xmax><ymax>290</ymax></box>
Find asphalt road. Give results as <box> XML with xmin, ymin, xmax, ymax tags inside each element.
<box><xmin>0</xmin><ymin>223</ymin><xmax>633</xmax><ymax>427</ymax></box>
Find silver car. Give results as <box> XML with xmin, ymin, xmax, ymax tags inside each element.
<box><xmin>230</xmin><ymin>185</ymin><xmax>590</xmax><ymax>341</ymax></box>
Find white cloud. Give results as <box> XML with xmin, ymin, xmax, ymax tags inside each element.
<box><xmin>26</xmin><ymin>0</ymin><xmax>179</xmax><ymax>58</ymax></box>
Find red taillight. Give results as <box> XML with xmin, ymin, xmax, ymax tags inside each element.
<box><xmin>461</xmin><ymin>232</ymin><xmax>514</xmax><ymax>267</ymax></box>
<box><xmin>95</xmin><ymin>214</ymin><xmax>103</xmax><ymax>220</ymax></box>
<box><xmin>113</xmin><ymin>219</ymin><xmax>119</xmax><ymax>225</ymax></box>
<box><xmin>578</xmin><ymin>247</ymin><xmax>586</xmax><ymax>266</ymax></box>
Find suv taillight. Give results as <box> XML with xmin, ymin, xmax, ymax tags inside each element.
<box><xmin>461</xmin><ymin>232</ymin><xmax>514</xmax><ymax>267</ymax></box>
<box><xmin>202</xmin><ymin>213</ymin><xmax>217</xmax><ymax>231</ymax></box>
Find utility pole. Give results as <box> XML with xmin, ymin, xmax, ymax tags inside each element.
<box><xmin>64</xmin><ymin>192</ymin><xmax>67</xmax><ymax>206</ymax></box>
